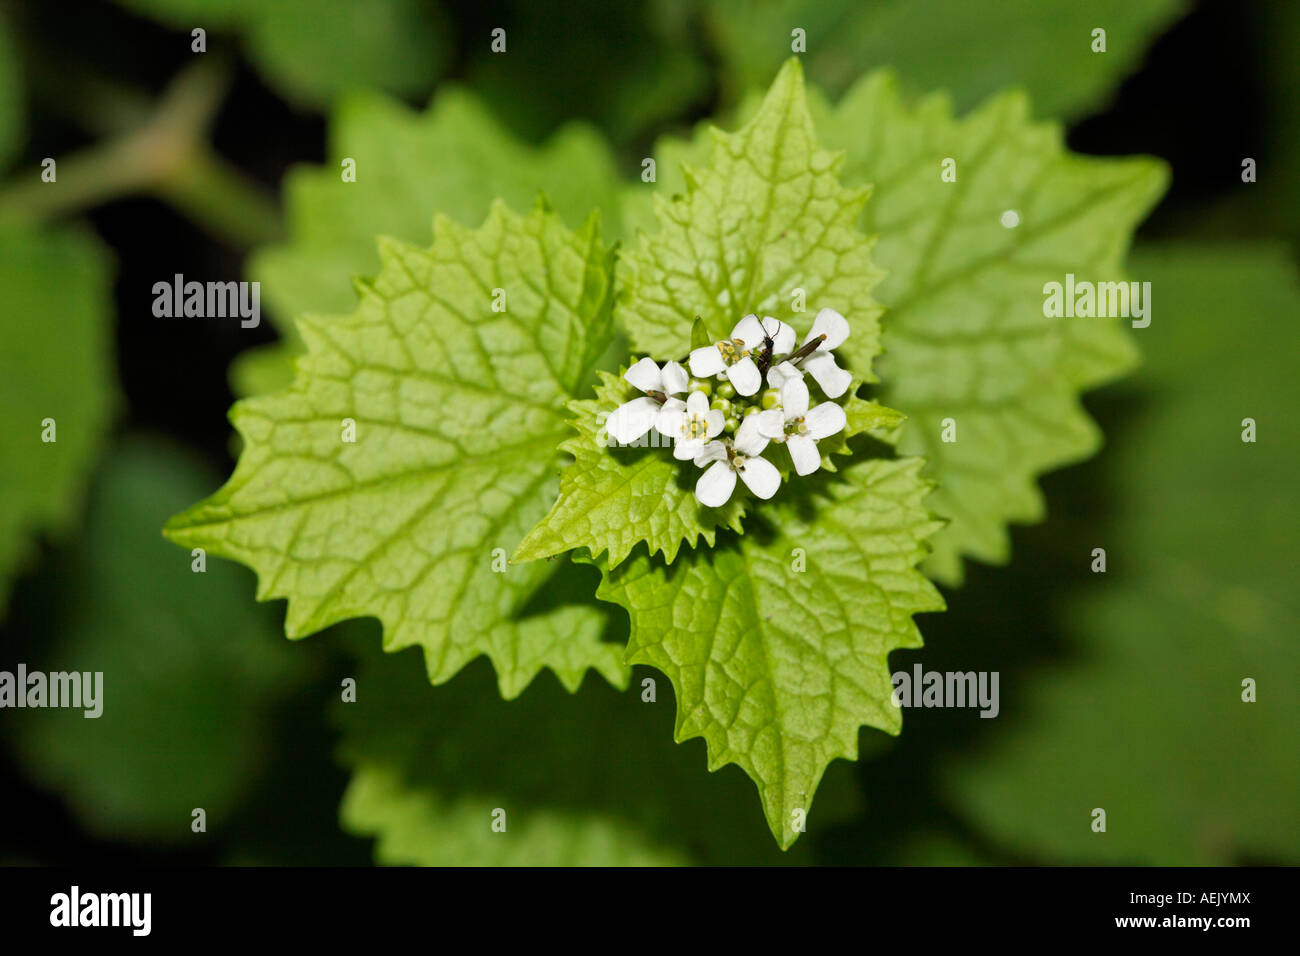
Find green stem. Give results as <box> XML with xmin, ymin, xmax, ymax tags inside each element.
<box><xmin>0</xmin><ymin>58</ymin><xmax>282</xmax><ymax>247</ymax></box>
<box><xmin>0</xmin><ymin>136</ymin><xmax>152</xmax><ymax>221</ymax></box>
<box><xmin>155</xmin><ymin>148</ymin><xmax>283</xmax><ymax>247</ymax></box>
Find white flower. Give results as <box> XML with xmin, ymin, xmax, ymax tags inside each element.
<box><xmin>800</xmin><ymin>308</ymin><xmax>853</xmax><ymax>398</ymax></box>
<box><xmin>605</xmin><ymin>357</ymin><xmax>689</xmax><ymax>444</ymax></box>
<box><xmin>655</xmin><ymin>390</ymin><xmax>725</xmax><ymax>460</ymax></box>
<box><xmin>693</xmin><ymin>414</ymin><xmax>781</xmax><ymax>506</ymax></box>
<box><xmin>758</xmin><ymin>377</ymin><xmax>847</xmax><ymax>476</ymax></box>
<box><xmin>688</xmin><ymin>314</ymin><xmax>795</xmax><ymax>397</ymax></box>
<box><xmin>766</xmin><ymin>359</ymin><xmax>802</xmax><ymax>390</ymax></box>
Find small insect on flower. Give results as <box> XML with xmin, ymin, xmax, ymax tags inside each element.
<box><xmin>609</xmin><ymin>308</ymin><xmax>856</xmax><ymax>506</ymax></box>
<box><xmin>689</xmin><ymin>315</ymin><xmax>795</xmax><ymax>397</ymax></box>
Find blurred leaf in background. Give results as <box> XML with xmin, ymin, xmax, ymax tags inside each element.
<box><xmin>113</xmin><ymin>0</ymin><xmax>709</xmax><ymax>146</ymax></box>
<box><xmin>237</xmin><ymin>87</ymin><xmax>624</xmax><ymax>395</ymax></box>
<box><xmin>335</xmin><ymin>636</ymin><xmax>865</xmax><ymax>865</ymax></box>
<box><xmin>1250</xmin><ymin>2</ymin><xmax>1299</xmax><ymax>251</ymax></box>
<box><xmin>0</xmin><ymin>222</ymin><xmax>115</xmax><ymax>616</ymax></box>
<box><xmin>114</xmin><ymin>0</ymin><xmax>450</xmax><ymax>110</ymax></box>
<box><xmin>703</xmin><ymin>0</ymin><xmax>1188</xmax><ymax>121</ymax></box>
<box><xmin>0</xmin><ymin>9</ymin><xmax>21</xmax><ymax>169</ymax></box>
<box><xmin>466</xmin><ymin>0</ymin><xmax>709</xmax><ymax>145</ymax></box>
<box><xmin>4</xmin><ymin>439</ymin><xmax>302</xmax><ymax>843</ymax></box>
<box><xmin>343</xmin><ymin>764</ymin><xmax>684</xmax><ymax>866</ymax></box>
<box><xmin>942</xmin><ymin>245</ymin><xmax>1300</xmax><ymax>864</ymax></box>
<box><xmin>0</xmin><ymin>5</ymin><xmax>117</xmax><ymax>617</ymax></box>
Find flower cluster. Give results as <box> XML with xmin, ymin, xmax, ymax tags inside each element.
<box><xmin>606</xmin><ymin>308</ymin><xmax>854</xmax><ymax>506</ymax></box>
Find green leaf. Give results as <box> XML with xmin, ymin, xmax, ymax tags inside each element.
<box><xmin>616</xmin><ymin>59</ymin><xmax>886</xmax><ymax>382</ymax></box>
<box><xmin>166</xmin><ymin>202</ymin><xmax>629</xmax><ymax>698</ymax></box>
<box><xmin>624</xmin><ymin>70</ymin><xmax>1166</xmax><ymax>583</ymax></box>
<box><xmin>620</xmin><ymin>113</ymin><xmax>720</xmax><ymax>240</ymax></box>
<box><xmin>227</xmin><ymin>340</ymin><xmax>298</xmax><ymax>399</ymax></box>
<box><xmin>512</xmin><ymin>370</ymin><xmax>745</xmax><ymax>567</ymax></box>
<box><xmin>943</xmin><ymin>245</ymin><xmax>1300</xmax><ymax>864</ymax></box>
<box><xmin>5</xmin><ymin>439</ymin><xmax>301</xmax><ymax>842</ymax></box>
<box><xmin>0</xmin><ymin>222</ymin><xmax>116</xmax><ymax>616</ymax></box>
<box><xmin>464</xmin><ymin>0</ymin><xmax>709</xmax><ymax>145</ymax></box>
<box><xmin>690</xmin><ymin>316</ymin><xmax>712</xmax><ymax>351</ymax></box>
<box><xmin>811</xmin><ymin>391</ymin><xmax>906</xmax><ymax>473</ymax></box>
<box><xmin>704</xmin><ymin>0</ymin><xmax>1187</xmax><ymax>121</ymax></box>
<box><xmin>595</xmin><ymin>455</ymin><xmax>945</xmax><ymax>848</ymax></box>
<box><xmin>115</xmin><ymin>0</ymin><xmax>450</xmax><ymax>109</ymax></box>
<box><xmin>846</xmin><ymin>395</ymin><xmax>904</xmax><ymax>434</ymax></box>
<box><xmin>816</xmin><ymin>72</ymin><xmax>1167</xmax><ymax>583</ymax></box>
<box><xmin>335</xmin><ymin>639</ymin><xmax>860</xmax><ymax>865</ymax></box>
<box><xmin>238</xmin><ymin>86</ymin><xmax>624</xmax><ymax>395</ymax></box>
<box><xmin>344</xmin><ymin>763</ymin><xmax>685</xmax><ymax>866</ymax></box>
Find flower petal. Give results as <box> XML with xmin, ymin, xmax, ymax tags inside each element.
<box><xmin>606</xmin><ymin>396</ymin><xmax>659</xmax><ymax>443</ymax></box>
<box><xmin>624</xmin><ymin>356</ymin><xmax>663</xmax><ymax>393</ymax></box>
<box><xmin>696</xmin><ymin>460</ymin><xmax>738</xmax><ymax>507</ymax></box>
<box><xmin>685</xmin><ymin>390</ymin><xmax>710</xmax><ymax>416</ymax></box>
<box><xmin>803</xmin><ymin>350</ymin><xmax>852</xmax><ymax>398</ymax></box>
<box><xmin>738</xmin><ymin>455</ymin><xmax>781</xmax><ymax>499</ymax></box>
<box><xmin>780</xmin><ymin>377</ymin><xmax>810</xmax><ymax>419</ymax></box>
<box><xmin>735</xmin><ymin>413</ymin><xmax>770</xmax><ymax>456</ymax></box>
<box><xmin>804</xmin><ymin>401</ymin><xmax>847</xmax><ymax>440</ymax></box>
<box><xmin>766</xmin><ymin>360</ymin><xmax>802</xmax><ymax>390</ymax></box>
<box><xmin>731</xmin><ymin>313</ymin><xmax>765</xmax><ymax>347</ymax></box>
<box><xmin>660</xmin><ymin>360</ymin><xmax>690</xmax><ymax>395</ymax></box>
<box><xmin>753</xmin><ymin>408</ymin><xmax>785</xmax><ymax>440</ymax></box>
<box><xmin>693</xmin><ymin>440</ymin><xmax>727</xmax><ymax>467</ymax></box>
<box><xmin>673</xmin><ymin>437</ymin><xmax>705</xmax><ymax>461</ymax></box>
<box><xmin>763</xmin><ymin>317</ymin><xmax>797</xmax><ymax>354</ymax></box>
<box><xmin>726</xmin><ymin>356</ymin><xmax>761</xmax><ymax>396</ymax></box>
<box><xmin>787</xmin><ymin>434</ymin><xmax>821</xmax><ymax>476</ymax></box>
<box><xmin>654</xmin><ymin>406</ymin><xmax>686</xmax><ymax>439</ymax></box>
<box><xmin>705</xmin><ymin>409</ymin><xmax>725</xmax><ymax>438</ymax></box>
<box><xmin>689</xmin><ymin>345</ymin><xmax>726</xmax><ymax>377</ymax></box>
<box><xmin>806</xmin><ymin>307</ymin><xmax>850</xmax><ymax>350</ymax></box>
